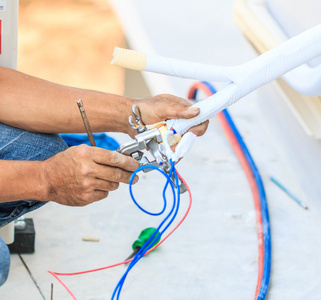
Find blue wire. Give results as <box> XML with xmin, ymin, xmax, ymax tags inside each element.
<box><xmin>113</xmin><ymin>161</ymin><xmax>179</xmax><ymax>299</ymax></box>
<box><xmin>193</xmin><ymin>81</ymin><xmax>271</xmax><ymax>300</ymax></box>
<box><xmin>117</xmin><ymin>166</ymin><xmax>180</xmax><ymax>299</ymax></box>
<box><xmin>222</xmin><ymin>109</ymin><xmax>271</xmax><ymax>299</ymax></box>
<box><xmin>114</xmin><ymin>163</ymin><xmax>176</xmax><ymax>297</ymax></box>
<box><xmin>111</xmin><ymin>160</ymin><xmax>181</xmax><ymax>300</ymax></box>
<box><xmin>129</xmin><ymin>164</ymin><xmax>170</xmax><ymax>216</ymax></box>
<box><xmin>112</xmin><ymin>80</ymin><xmax>271</xmax><ymax>299</ymax></box>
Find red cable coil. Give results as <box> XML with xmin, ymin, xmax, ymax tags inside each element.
<box><xmin>187</xmin><ymin>82</ymin><xmax>264</xmax><ymax>299</ymax></box>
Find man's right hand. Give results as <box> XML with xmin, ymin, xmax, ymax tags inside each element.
<box><xmin>41</xmin><ymin>144</ymin><xmax>139</xmax><ymax>206</ymax></box>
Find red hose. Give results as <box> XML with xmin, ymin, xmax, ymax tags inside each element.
<box><xmin>188</xmin><ymin>82</ymin><xmax>264</xmax><ymax>299</ymax></box>
<box><xmin>48</xmin><ymin>171</ymin><xmax>193</xmax><ymax>299</ymax></box>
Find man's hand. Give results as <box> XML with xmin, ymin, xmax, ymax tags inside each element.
<box><xmin>132</xmin><ymin>94</ymin><xmax>209</xmax><ymax>138</ymax></box>
<box><xmin>41</xmin><ymin>144</ymin><xmax>139</xmax><ymax>207</ymax></box>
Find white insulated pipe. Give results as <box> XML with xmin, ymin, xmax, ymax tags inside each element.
<box><xmin>112</xmin><ymin>23</ymin><xmax>321</xmax><ymax>136</ymax></box>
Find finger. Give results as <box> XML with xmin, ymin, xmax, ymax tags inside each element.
<box><xmin>94</xmin><ymin>173</ymin><xmax>139</xmax><ymax>191</ymax></box>
<box><xmin>94</xmin><ymin>179</ymin><xmax>120</xmax><ymax>191</ymax></box>
<box><xmin>92</xmin><ymin>148</ymin><xmax>139</xmax><ymax>172</ymax></box>
<box><xmin>136</xmin><ymin>95</ymin><xmax>200</xmax><ymax>124</ymax></box>
<box><xmin>72</xmin><ymin>189</ymin><xmax>109</xmax><ymax>206</ymax></box>
<box><xmin>93</xmin><ymin>164</ymin><xmax>139</xmax><ymax>184</ymax></box>
<box><xmin>153</xmin><ymin>94</ymin><xmax>192</xmax><ymax>106</ymax></box>
<box><xmin>187</xmin><ymin>120</ymin><xmax>209</xmax><ymax>136</ymax></box>
<box><xmin>93</xmin><ymin>190</ymin><xmax>109</xmax><ymax>202</ymax></box>
<box><xmin>157</xmin><ymin>101</ymin><xmax>200</xmax><ymax>120</ymax></box>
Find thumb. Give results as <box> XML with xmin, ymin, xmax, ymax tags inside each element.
<box><xmin>180</xmin><ymin>106</ymin><xmax>200</xmax><ymax>119</ymax></box>
<box><xmin>160</xmin><ymin>102</ymin><xmax>200</xmax><ymax>120</ymax></box>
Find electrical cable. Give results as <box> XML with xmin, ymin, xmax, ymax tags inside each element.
<box><xmin>222</xmin><ymin>109</ymin><xmax>271</xmax><ymax>300</ymax></box>
<box><xmin>112</xmin><ymin>160</ymin><xmax>180</xmax><ymax>299</ymax></box>
<box><xmin>187</xmin><ymin>82</ymin><xmax>264</xmax><ymax>294</ymax></box>
<box><xmin>188</xmin><ymin>81</ymin><xmax>271</xmax><ymax>300</ymax></box>
<box><xmin>48</xmin><ymin>165</ymin><xmax>192</xmax><ymax>300</ymax></box>
<box><xmin>49</xmin><ymin>83</ymin><xmax>272</xmax><ymax>299</ymax></box>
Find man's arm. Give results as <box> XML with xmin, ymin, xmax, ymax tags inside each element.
<box><xmin>0</xmin><ymin>160</ymin><xmax>46</xmax><ymax>203</ymax></box>
<box><xmin>0</xmin><ymin>67</ymin><xmax>206</xmax><ymax>135</ymax></box>
<box><xmin>0</xmin><ymin>67</ymin><xmax>135</xmax><ymax>134</ymax></box>
<box><xmin>0</xmin><ymin>145</ymin><xmax>139</xmax><ymax>206</ymax></box>
<box><xmin>0</xmin><ymin>67</ymin><xmax>208</xmax><ymax>206</ymax></box>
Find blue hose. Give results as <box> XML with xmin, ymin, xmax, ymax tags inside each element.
<box><xmin>193</xmin><ymin>81</ymin><xmax>271</xmax><ymax>299</ymax></box>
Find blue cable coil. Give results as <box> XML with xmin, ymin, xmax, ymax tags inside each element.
<box><xmin>194</xmin><ymin>81</ymin><xmax>271</xmax><ymax>300</ymax></box>
<box><xmin>112</xmin><ymin>160</ymin><xmax>181</xmax><ymax>300</ymax></box>
<box><xmin>112</xmin><ymin>80</ymin><xmax>271</xmax><ymax>299</ymax></box>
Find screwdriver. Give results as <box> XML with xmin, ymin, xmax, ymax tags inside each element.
<box><xmin>125</xmin><ymin>227</ymin><xmax>162</xmax><ymax>261</ymax></box>
<box><xmin>77</xmin><ymin>99</ymin><xmax>96</xmax><ymax>147</ymax></box>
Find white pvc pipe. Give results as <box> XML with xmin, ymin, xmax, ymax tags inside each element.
<box><xmin>112</xmin><ymin>23</ymin><xmax>321</xmax><ymax>135</ymax></box>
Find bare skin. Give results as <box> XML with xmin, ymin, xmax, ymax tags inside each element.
<box><xmin>0</xmin><ymin>67</ymin><xmax>208</xmax><ymax>206</ymax></box>
<box><xmin>42</xmin><ymin>145</ymin><xmax>140</xmax><ymax>206</ymax></box>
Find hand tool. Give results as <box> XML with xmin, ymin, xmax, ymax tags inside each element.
<box><xmin>117</xmin><ymin>104</ymin><xmax>187</xmax><ymax>193</ymax></box>
<box><xmin>125</xmin><ymin>227</ymin><xmax>161</xmax><ymax>262</ymax></box>
<box><xmin>77</xmin><ymin>99</ymin><xmax>96</xmax><ymax>147</ymax></box>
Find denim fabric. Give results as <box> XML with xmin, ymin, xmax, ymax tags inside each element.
<box><xmin>0</xmin><ymin>123</ymin><xmax>68</xmax><ymax>286</ymax></box>
<box><xmin>0</xmin><ymin>123</ymin><xmax>68</xmax><ymax>228</ymax></box>
<box><xmin>0</xmin><ymin>236</ymin><xmax>10</xmax><ymax>286</ymax></box>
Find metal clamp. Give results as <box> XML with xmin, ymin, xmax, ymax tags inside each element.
<box><xmin>129</xmin><ymin>104</ymin><xmax>147</xmax><ymax>133</ymax></box>
<box><xmin>118</xmin><ymin>105</ymin><xmax>187</xmax><ymax>193</ymax></box>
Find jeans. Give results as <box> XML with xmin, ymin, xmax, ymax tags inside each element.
<box><xmin>0</xmin><ymin>237</ymin><xmax>10</xmax><ymax>286</ymax></box>
<box><xmin>0</xmin><ymin>123</ymin><xmax>68</xmax><ymax>286</ymax></box>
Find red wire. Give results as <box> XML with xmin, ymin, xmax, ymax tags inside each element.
<box><xmin>49</xmin><ymin>83</ymin><xmax>264</xmax><ymax>299</ymax></box>
<box><xmin>48</xmin><ymin>171</ymin><xmax>192</xmax><ymax>299</ymax></box>
<box><xmin>188</xmin><ymin>82</ymin><xmax>264</xmax><ymax>299</ymax></box>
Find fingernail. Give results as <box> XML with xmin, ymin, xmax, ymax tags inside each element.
<box><xmin>188</xmin><ymin>107</ymin><xmax>200</xmax><ymax>113</ymax></box>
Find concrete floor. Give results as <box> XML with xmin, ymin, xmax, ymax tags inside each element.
<box><xmin>3</xmin><ymin>100</ymin><xmax>321</xmax><ymax>300</ymax></box>
<box><xmin>2</xmin><ymin>0</ymin><xmax>321</xmax><ymax>299</ymax></box>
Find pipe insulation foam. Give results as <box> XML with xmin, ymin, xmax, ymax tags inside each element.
<box><xmin>111</xmin><ymin>24</ymin><xmax>321</xmax><ymax>135</ymax></box>
<box><xmin>112</xmin><ymin>47</ymin><xmax>147</xmax><ymax>71</ymax></box>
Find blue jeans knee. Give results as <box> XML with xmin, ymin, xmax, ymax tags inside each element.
<box><xmin>0</xmin><ymin>236</ymin><xmax>10</xmax><ymax>286</ymax></box>
<box><xmin>0</xmin><ymin>123</ymin><xmax>68</xmax><ymax>228</ymax></box>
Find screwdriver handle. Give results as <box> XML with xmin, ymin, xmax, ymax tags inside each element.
<box><xmin>132</xmin><ymin>227</ymin><xmax>161</xmax><ymax>251</ymax></box>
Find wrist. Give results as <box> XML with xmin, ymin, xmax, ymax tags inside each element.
<box><xmin>30</xmin><ymin>161</ymin><xmax>50</xmax><ymax>202</ymax></box>
<box><xmin>0</xmin><ymin>160</ymin><xmax>49</xmax><ymax>203</ymax></box>
<box><xmin>123</xmin><ymin>97</ymin><xmax>136</xmax><ymax>135</ymax></box>
<box><xmin>92</xmin><ymin>93</ymin><xmax>135</xmax><ymax>135</ymax></box>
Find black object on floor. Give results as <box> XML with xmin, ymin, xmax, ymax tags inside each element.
<box><xmin>8</xmin><ymin>218</ymin><xmax>35</xmax><ymax>254</ymax></box>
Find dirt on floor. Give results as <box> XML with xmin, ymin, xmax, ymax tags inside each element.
<box><xmin>18</xmin><ymin>0</ymin><xmax>125</xmax><ymax>95</ymax></box>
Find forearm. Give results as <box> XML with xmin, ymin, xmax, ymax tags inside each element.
<box><xmin>0</xmin><ymin>67</ymin><xmax>134</xmax><ymax>134</ymax></box>
<box><xmin>0</xmin><ymin>145</ymin><xmax>139</xmax><ymax>206</ymax></box>
<box><xmin>0</xmin><ymin>160</ymin><xmax>48</xmax><ymax>203</ymax></box>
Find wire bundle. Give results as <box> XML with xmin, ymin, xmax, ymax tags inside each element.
<box><xmin>188</xmin><ymin>81</ymin><xmax>271</xmax><ymax>300</ymax></box>
<box><xmin>48</xmin><ymin>161</ymin><xmax>192</xmax><ymax>300</ymax></box>
<box><xmin>49</xmin><ymin>82</ymin><xmax>271</xmax><ymax>300</ymax></box>
<box><xmin>112</xmin><ymin>160</ymin><xmax>181</xmax><ymax>299</ymax></box>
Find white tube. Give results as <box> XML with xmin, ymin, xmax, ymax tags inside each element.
<box><xmin>145</xmin><ymin>53</ymin><xmax>233</xmax><ymax>82</ymax></box>
<box><xmin>167</xmin><ymin>83</ymin><xmax>239</xmax><ymax>135</ymax></box>
<box><xmin>112</xmin><ymin>24</ymin><xmax>321</xmax><ymax>135</ymax></box>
